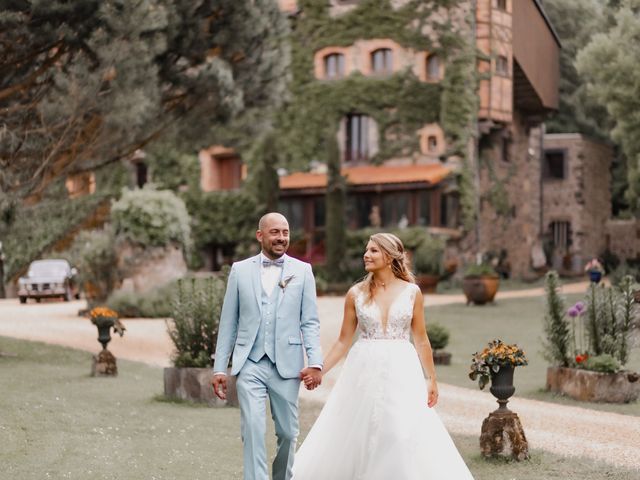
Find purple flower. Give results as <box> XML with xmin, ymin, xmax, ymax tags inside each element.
<box><xmin>567</xmin><ymin>307</ymin><xmax>579</xmax><ymax>318</ymax></box>
<box><xmin>574</xmin><ymin>301</ymin><xmax>585</xmax><ymax>313</ymax></box>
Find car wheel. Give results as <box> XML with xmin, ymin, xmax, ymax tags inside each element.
<box><xmin>63</xmin><ymin>287</ymin><xmax>71</xmax><ymax>302</ymax></box>
<box><xmin>35</xmin><ymin>298</ymin><xmax>41</xmax><ymax>303</ymax></box>
<box><xmin>19</xmin><ymin>296</ymin><xmax>26</xmax><ymax>304</ymax></box>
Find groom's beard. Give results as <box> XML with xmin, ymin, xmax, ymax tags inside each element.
<box><xmin>264</xmin><ymin>241</ymin><xmax>288</xmax><ymax>259</ymax></box>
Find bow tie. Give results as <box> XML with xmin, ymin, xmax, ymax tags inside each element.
<box><xmin>262</xmin><ymin>258</ymin><xmax>284</xmax><ymax>268</ymax></box>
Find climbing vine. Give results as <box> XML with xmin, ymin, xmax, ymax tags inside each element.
<box><xmin>279</xmin><ymin>0</ymin><xmax>479</xmax><ymax>231</ymax></box>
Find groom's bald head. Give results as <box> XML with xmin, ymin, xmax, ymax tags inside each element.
<box><xmin>257</xmin><ymin>212</ymin><xmax>290</xmax><ymax>259</ymax></box>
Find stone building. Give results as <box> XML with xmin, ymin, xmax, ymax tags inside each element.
<box><xmin>542</xmin><ymin>134</ymin><xmax>613</xmax><ymax>273</ymax></box>
<box><xmin>200</xmin><ymin>0</ymin><xmax>562</xmax><ymax>278</ymax></box>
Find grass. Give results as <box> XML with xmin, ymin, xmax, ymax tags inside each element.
<box><xmin>427</xmin><ymin>292</ymin><xmax>640</xmax><ymax>416</ymax></box>
<box><xmin>1</xmin><ymin>337</ymin><xmax>638</xmax><ymax>479</ymax></box>
<box><xmin>436</xmin><ymin>275</ymin><xmax>553</xmax><ymax>294</ymax></box>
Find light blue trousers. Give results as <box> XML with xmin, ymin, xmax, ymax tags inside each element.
<box><xmin>236</xmin><ymin>356</ymin><xmax>300</xmax><ymax>480</ymax></box>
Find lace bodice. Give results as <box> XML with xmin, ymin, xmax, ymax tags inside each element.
<box><xmin>354</xmin><ymin>283</ymin><xmax>419</xmax><ymax>340</ymax></box>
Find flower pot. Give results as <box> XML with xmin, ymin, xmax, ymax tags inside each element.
<box><xmin>432</xmin><ymin>350</ymin><xmax>451</xmax><ymax>365</ymax></box>
<box><xmin>97</xmin><ymin>323</ymin><xmax>113</xmax><ymax>350</ymax></box>
<box><xmin>415</xmin><ymin>274</ymin><xmax>439</xmax><ymax>293</ymax></box>
<box><xmin>163</xmin><ymin>367</ymin><xmax>238</xmax><ymax>407</ymax></box>
<box><xmin>546</xmin><ymin>366</ymin><xmax>640</xmax><ymax>403</ymax></box>
<box><xmin>588</xmin><ymin>270</ymin><xmax>603</xmax><ymax>283</ymax></box>
<box><xmin>462</xmin><ymin>276</ymin><xmax>500</xmax><ymax>305</ymax></box>
<box><xmin>490</xmin><ymin>365</ymin><xmax>515</xmax><ymax>412</ymax></box>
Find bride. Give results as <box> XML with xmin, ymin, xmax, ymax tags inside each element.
<box><xmin>292</xmin><ymin>233</ymin><xmax>474</xmax><ymax>479</ymax></box>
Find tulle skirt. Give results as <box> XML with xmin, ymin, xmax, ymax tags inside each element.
<box><xmin>292</xmin><ymin>339</ymin><xmax>474</xmax><ymax>480</ymax></box>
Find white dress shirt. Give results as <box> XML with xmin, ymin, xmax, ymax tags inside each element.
<box><xmin>260</xmin><ymin>252</ymin><xmax>283</xmax><ymax>296</ymax></box>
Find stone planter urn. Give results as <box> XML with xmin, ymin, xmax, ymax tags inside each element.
<box><xmin>89</xmin><ymin>309</ymin><xmax>125</xmax><ymax>377</ymax></box>
<box><xmin>546</xmin><ymin>366</ymin><xmax>640</xmax><ymax>403</ymax></box>
<box><xmin>479</xmin><ymin>365</ymin><xmax>529</xmax><ymax>461</ymax></box>
<box><xmin>415</xmin><ymin>274</ymin><xmax>439</xmax><ymax>294</ymax></box>
<box><xmin>489</xmin><ymin>365</ymin><xmax>516</xmax><ymax>412</ymax></box>
<box><xmin>462</xmin><ymin>276</ymin><xmax>500</xmax><ymax>305</ymax></box>
<box><xmin>163</xmin><ymin>367</ymin><xmax>239</xmax><ymax>407</ymax></box>
<box><xmin>432</xmin><ymin>350</ymin><xmax>451</xmax><ymax>365</ymax></box>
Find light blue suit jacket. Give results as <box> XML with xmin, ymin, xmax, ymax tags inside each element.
<box><xmin>213</xmin><ymin>254</ymin><xmax>322</xmax><ymax>379</ymax></box>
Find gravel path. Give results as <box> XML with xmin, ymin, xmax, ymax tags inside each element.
<box><xmin>1</xmin><ymin>281</ymin><xmax>639</xmax><ymax>470</ymax></box>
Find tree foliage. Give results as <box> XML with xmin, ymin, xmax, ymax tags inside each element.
<box><xmin>543</xmin><ymin>0</ymin><xmax>611</xmax><ymax>138</ymax></box>
<box><xmin>576</xmin><ymin>0</ymin><xmax>640</xmax><ymax>215</ymax></box>
<box><xmin>0</xmin><ymin>0</ymin><xmax>290</xmax><ymax>206</ymax></box>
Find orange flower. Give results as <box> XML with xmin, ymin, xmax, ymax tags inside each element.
<box><xmin>89</xmin><ymin>306</ymin><xmax>118</xmax><ymax>319</ymax></box>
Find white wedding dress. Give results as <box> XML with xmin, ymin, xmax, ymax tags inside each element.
<box><xmin>292</xmin><ymin>283</ymin><xmax>474</xmax><ymax>479</ymax></box>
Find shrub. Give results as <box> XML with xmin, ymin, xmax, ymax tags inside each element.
<box><xmin>67</xmin><ymin>228</ymin><xmax>118</xmax><ymax>303</ymax></box>
<box><xmin>413</xmin><ymin>236</ymin><xmax>445</xmax><ymax>276</ymax></box>
<box><xmin>464</xmin><ymin>263</ymin><xmax>498</xmax><ymax>277</ymax></box>
<box><xmin>427</xmin><ymin>323</ymin><xmax>450</xmax><ymax>350</ymax></box>
<box><xmin>111</xmin><ymin>186</ymin><xmax>192</xmax><ymax>251</ymax></box>
<box><xmin>542</xmin><ymin>271</ymin><xmax>571</xmax><ymax>367</ymax></box>
<box><xmin>167</xmin><ymin>271</ymin><xmax>229</xmax><ymax>368</ymax></box>
<box><xmin>106</xmin><ymin>284</ymin><xmax>174</xmax><ymax>318</ymax></box>
<box><xmin>553</xmin><ymin>273</ymin><xmax>638</xmax><ymax>372</ymax></box>
<box><xmin>583</xmin><ymin>354</ymin><xmax>621</xmax><ymax>374</ymax></box>
<box><xmin>584</xmin><ymin>276</ymin><xmax>638</xmax><ymax>366</ymax></box>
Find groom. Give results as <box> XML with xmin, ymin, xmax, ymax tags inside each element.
<box><xmin>212</xmin><ymin>212</ymin><xmax>323</xmax><ymax>480</ymax></box>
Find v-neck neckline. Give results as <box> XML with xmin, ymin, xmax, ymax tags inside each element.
<box><xmin>372</xmin><ymin>283</ymin><xmax>412</xmax><ymax>334</ymax></box>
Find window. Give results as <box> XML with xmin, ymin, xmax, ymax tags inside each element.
<box><xmin>347</xmin><ymin>195</ymin><xmax>375</xmax><ymax>229</ymax></box>
<box><xmin>278</xmin><ymin>199</ymin><xmax>305</xmax><ymax>230</ymax></box>
<box><xmin>496</xmin><ymin>55</ymin><xmax>509</xmax><ymax>76</ymax></box>
<box><xmin>550</xmin><ymin>221</ymin><xmax>571</xmax><ymax>251</ymax></box>
<box><xmin>440</xmin><ymin>193</ymin><xmax>459</xmax><ymax>228</ymax></box>
<box><xmin>345</xmin><ymin>114</ymin><xmax>371</xmax><ymax>163</ymax></box>
<box><xmin>135</xmin><ymin>162</ymin><xmax>148</xmax><ymax>188</ymax></box>
<box><xmin>418</xmin><ymin>191</ymin><xmax>432</xmax><ymax>226</ymax></box>
<box><xmin>427</xmin><ymin>135</ymin><xmax>438</xmax><ymax>153</ymax></box>
<box><xmin>371</xmin><ymin>48</ymin><xmax>393</xmax><ymax>74</ymax></box>
<box><xmin>502</xmin><ymin>137</ymin><xmax>511</xmax><ymax>162</ymax></box>
<box><xmin>496</xmin><ymin>0</ymin><xmax>507</xmax><ymax>11</ymax></box>
<box><xmin>381</xmin><ymin>192</ymin><xmax>409</xmax><ymax>227</ymax></box>
<box><xmin>543</xmin><ymin>150</ymin><xmax>566</xmax><ymax>179</ymax></box>
<box><xmin>426</xmin><ymin>53</ymin><xmax>441</xmax><ymax>81</ymax></box>
<box><xmin>218</xmin><ymin>156</ymin><xmax>243</xmax><ymax>190</ymax></box>
<box><xmin>65</xmin><ymin>172</ymin><xmax>96</xmax><ymax>199</ymax></box>
<box><xmin>324</xmin><ymin>53</ymin><xmax>345</xmax><ymax>79</ymax></box>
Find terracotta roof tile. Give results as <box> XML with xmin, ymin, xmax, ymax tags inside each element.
<box><xmin>280</xmin><ymin>164</ymin><xmax>451</xmax><ymax>190</ymax></box>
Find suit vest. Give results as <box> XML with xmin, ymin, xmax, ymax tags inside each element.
<box><xmin>248</xmin><ymin>281</ymin><xmax>282</xmax><ymax>362</ymax></box>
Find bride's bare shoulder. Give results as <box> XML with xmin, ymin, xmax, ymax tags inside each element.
<box><xmin>346</xmin><ymin>283</ymin><xmax>367</xmax><ymax>300</ymax></box>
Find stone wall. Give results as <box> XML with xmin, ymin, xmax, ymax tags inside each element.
<box><xmin>605</xmin><ymin>219</ymin><xmax>640</xmax><ymax>260</ymax></box>
<box><xmin>476</xmin><ymin>111</ymin><xmax>543</xmax><ymax>279</ymax></box>
<box><xmin>543</xmin><ymin>134</ymin><xmax>612</xmax><ymax>269</ymax></box>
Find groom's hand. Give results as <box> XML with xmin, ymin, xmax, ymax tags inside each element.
<box><xmin>212</xmin><ymin>374</ymin><xmax>227</xmax><ymax>400</ymax></box>
<box><xmin>299</xmin><ymin>367</ymin><xmax>322</xmax><ymax>390</ymax></box>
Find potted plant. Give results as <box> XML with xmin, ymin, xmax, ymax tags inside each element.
<box><xmin>544</xmin><ymin>272</ymin><xmax>640</xmax><ymax>403</ymax></box>
<box><xmin>462</xmin><ymin>263</ymin><xmax>500</xmax><ymax>305</ymax></box>
<box><xmin>88</xmin><ymin>306</ymin><xmax>126</xmax><ymax>376</ymax></box>
<box><xmin>470</xmin><ymin>339</ymin><xmax>530</xmax><ymax>461</ymax></box>
<box><xmin>164</xmin><ymin>271</ymin><xmax>238</xmax><ymax>407</ymax></box>
<box><xmin>412</xmin><ymin>235</ymin><xmax>445</xmax><ymax>293</ymax></box>
<box><xmin>584</xmin><ymin>258</ymin><xmax>605</xmax><ymax>284</ymax></box>
<box><xmin>469</xmin><ymin>339</ymin><xmax>528</xmax><ymax>411</ymax></box>
<box><xmin>427</xmin><ymin>323</ymin><xmax>451</xmax><ymax>365</ymax></box>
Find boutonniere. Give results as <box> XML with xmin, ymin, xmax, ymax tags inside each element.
<box><xmin>279</xmin><ymin>275</ymin><xmax>295</xmax><ymax>291</ymax></box>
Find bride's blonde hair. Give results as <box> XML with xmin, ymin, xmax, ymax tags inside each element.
<box><xmin>360</xmin><ymin>232</ymin><xmax>415</xmax><ymax>303</ymax></box>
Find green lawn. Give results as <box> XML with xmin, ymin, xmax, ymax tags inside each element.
<box><xmin>426</xmin><ymin>293</ymin><xmax>640</xmax><ymax>416</ymax></box>
<box><xmin>1</xmin><ymin>337</ymin><xmax>638</xmax><ymax>479</ymax></box>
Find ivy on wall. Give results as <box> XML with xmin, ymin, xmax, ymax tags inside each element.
<box><xmin>279</xmin><ymin>0</ymin><xmax>479</xmax><ymax>229</ymax></box>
